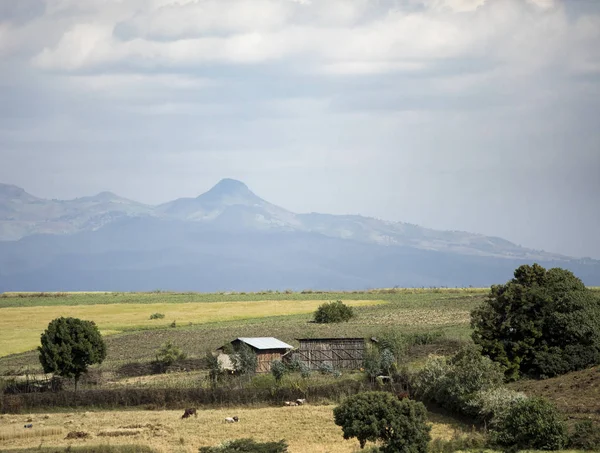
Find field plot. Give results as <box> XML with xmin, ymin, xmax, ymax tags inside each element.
<box><xmin>0</xmin><ymin>299</ymin><xmax>383</xmax><ymax>357</ymax></box>
<box><xmin>0</xmin><ymin>405</ymin><xmax>467</xmax><ymax>453</ymax></box>
<box><xmin>0</xmin><ymin>290</ymin><xmax>485</xmax><ymax>371</ymax></box>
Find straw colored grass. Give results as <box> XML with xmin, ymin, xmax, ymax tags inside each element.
<box><xmin>0</xmin><ymin>299</ymin><xmax>383</xmax><ymax>357</ymax></box>
<box><xmin>0</xmin><ymin>405</ymin><xmax>467</xmax><ymax>453</ymax></box>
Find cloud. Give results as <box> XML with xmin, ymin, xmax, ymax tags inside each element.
<box><xmin>1</xmin><ymin>0</ymin><xmax>599</xmax><ymax>258</ymax></box>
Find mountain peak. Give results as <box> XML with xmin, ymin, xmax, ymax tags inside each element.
<box><xmin>198</xmin><ymin>178</ymin><xmax>259</xmax><ymax>202</ymax></box>
<box><xmin>210</xmin><ymin>178</ymin><xmax>249</xmax><ymax>193</ymax></box>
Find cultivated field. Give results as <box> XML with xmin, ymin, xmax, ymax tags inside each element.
<box><xmin>0</xmin><ymin>289</ymin><xmax>484</xmax><ymax>372</ymax></box>
<box><xmin>0</xmin><ymin>404</ymin><xmax>468</xmax><ymax>453</ymax></box>
<box><xmin>0</xmin><ymin>299</ymin><xmax>384</xmax><ymax>357</ymax></box>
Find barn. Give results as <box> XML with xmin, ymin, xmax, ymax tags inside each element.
<box><xmin>291</xmin><ymin>337</ymin><xmax>366</xmax><ymax>370</ymax></box>
<box><xmin>216</xmin><ymin>337</ymin><xmax>295</xmax><ymax>373</ymax></box>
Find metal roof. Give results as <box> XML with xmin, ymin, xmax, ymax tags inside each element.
<box><xmin>235</xmin><ymin>337</ymin><xmax>294</xmax><ymax>350</ymax></box>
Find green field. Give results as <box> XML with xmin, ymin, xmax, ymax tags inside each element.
<box><xmin>0</xmin><ymin>289</ymin><xmax>485</xmax><ymax>373</ymax></box>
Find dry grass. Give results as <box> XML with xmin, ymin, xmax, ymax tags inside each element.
<box><xmin>0</xmin><ymin>299</ymin><xmax>383</xmax><ymax>357</ymax></box>
<box><xmin>0</xmin><ymin>426</ymin><xmax>63</xmax><ymax>442</ymax></box>
<box><xmin>0</xmin><ymin>405</ymin><xmax>468</xmax><ymax>453</ymax></box>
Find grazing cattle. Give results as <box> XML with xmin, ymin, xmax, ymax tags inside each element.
<box><xmin>295</xmin><ymin>398</ymin><xmax>306</xmax><ymax>406</ymax></box>
<box><xmin>181</xmin><ymin>408</ymin><xmax>197</xmax><ymax>419</ymax></box>
<box><xmin>284</xmin><ymin>401</ymin><xmax>297</xmax><ymax>406</ymax></box>
<box><xmin>224</xmin><ymin>416</ymin><xmax>239</xmax><ymax>423</ymax></box>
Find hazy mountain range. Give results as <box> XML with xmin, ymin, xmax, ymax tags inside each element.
<box><xmin>0</xmin><ymin>179</ymin><xmax>598</xmax><ymax>292</ymax></box>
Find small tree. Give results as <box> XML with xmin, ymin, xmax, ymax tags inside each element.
<box><xmin>231</xmin><ymin>343</ymin><xmax>258</xmax><ymax>376</ymax></box>
<box><xmin>38</xmin><ymin>317</ymin><xmax>106</xmax><ymax>391</ymax></box>
<box><xmin>491</xmin><ymin>397</ymin><xmax>568</xmax><ymax>451</ymax></box>
<box><xmin>154</xmin><ymin>341</ymin><xmax>186</xmax><ymax>373</ymax></box>
<box><xmin>271</xmin><ymin>360</ymin><xmax>287</xmax><ymax>384</ymax></box>
<box><xmin>206</xmin><ymin>351</ymin><xmax>224</xmax><ymax>387</ymax></box>
<box><xmin>313</xmin><ymin>300</ymin><xmax>355</xmax><ymax>323</ymax></box>
<box><xmin>333</xmin><ymin>391</ymin><xmax>431</xmax><ymax>452</ymax></box>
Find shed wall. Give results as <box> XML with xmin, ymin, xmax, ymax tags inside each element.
<box><xmin>294</xmin><ymin>338</ymin><xmax>365</xmax><ymax>370</ymax></box>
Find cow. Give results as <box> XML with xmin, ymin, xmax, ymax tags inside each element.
<box><xmin>181</xmin><ymin>408</ymin><xmax>197</xmax><ymax>419</ymax></box>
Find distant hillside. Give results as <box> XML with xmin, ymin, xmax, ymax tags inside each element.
<box><xmin>0</xmin><ymin>179</ymin><xmax>598</xmax><ymax>291</ymax></box>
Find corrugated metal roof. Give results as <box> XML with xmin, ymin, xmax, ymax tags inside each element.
<box><xmin>236</xmin><ymin>337</ymin><xmax>294</xmax><ymax>350</ymax></box>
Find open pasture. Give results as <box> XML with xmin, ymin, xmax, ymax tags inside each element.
<box><xmin>0</xmin><ymin>405</ymin><xmax>468</xmax><ymax>453</ymax></box>
<box><xmin>0</xmin><ymin>299</ymin><xmax>384</xmax><ymax>358</ymax></box>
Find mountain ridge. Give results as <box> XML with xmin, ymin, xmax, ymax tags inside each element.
<box><xmin>0</xmin><ymin>178</ymin><xmax>586</xmax><ymax>262</ymax></box>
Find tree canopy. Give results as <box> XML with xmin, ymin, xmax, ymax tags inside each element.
<box><xmin>333</xmin><ymin>391</ymin><xmax>431</xmax><ymax>452</ymax></box>
<box><xmin>471</xmin><ymin>263</ymin><xmax>600</xmax><ymax>380</ymax></box>
<box><xmin>38</xmin><ymin>316</ymin><xmax>107</xmax><ymax>389</ymax></box>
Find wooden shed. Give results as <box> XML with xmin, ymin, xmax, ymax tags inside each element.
<box><xmin>217</xmin><ymin>337</ymin><xmax>294</xmax><ymax>373</ymax></box>
<box><xmin>292</xmin><ymin>338</ymin><xmax>366</xmax><ymax>370</ymax></box>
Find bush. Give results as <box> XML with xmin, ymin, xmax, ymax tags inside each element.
<box><xmin>428</xmin><ymin>430</ymin><xmax>487</xmax><ymax>453</ymax></box>
<box><xmin>313</xmin><ymin>300</ymin><xmax>354</xmax><ymax>323</ymax></box>
<box><xmin>231</xmin><ymin>343</ymin><xmax>258</xmax><ymax>376</ymax></box>
<box><xmin>569</xmin><ymin>419</ymin><xmax>600</xmax><ymax>450</ymax></box>
<box><xmin>333</xmin><ymin>391</ymin><xmax>431</xmax><ymax>452</ymax></box>
<box><xmin>490</xmin><ymin>397</ymin><xmax>568</xmax><ymax>451</ymax></box>
<box><xmin>271</xmin><ymin>360</ymin><xmax>287</xmax><ymax>383</ymax></box>
<box><xmin>205</xmin><ymin>352</ymin><xmax>224</xmax><ymax>387</ymax></box>
<box><xmin>471</xmin><ymin>264</ymin><xmax>600</xmax><ymax>380</ymax></box>
<box><xmin>153</xmin><ymin>342</ymin><xmax>186</xmax><ymax>372</ymax></box>
<box><xmin>468</xmin><ymin>387</ymin><xmax>528</xmax><ymax>424</ymax></box>
<box><xmin>199</xmin><ymin>438</ymin><xmax>288</xmax><ymax>453</ymax></box>
<box><xmin>149</xmin><ymin>313</ymin><xmax>165</xmax><ymax>320</ymax></box>
<box><xmin>411</xmin><ymin>344</ymin><xmax>504</xmax><ymax>416</ymax></box>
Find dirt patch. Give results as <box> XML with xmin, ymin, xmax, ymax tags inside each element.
<box><xmin>65</xmin><ymin>431</ymin><xmax>90</xmax><ymax>439</ymax></box>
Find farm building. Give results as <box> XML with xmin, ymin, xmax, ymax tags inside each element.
<box><xmin>216</xmin><ymin>337</ymin><xmax>295</xmax><ymax>373</ymax></box>
<box><xmin>290</xmin><ymin>338</ymin><xmax>366</xmax><ymax>370</ymax></box>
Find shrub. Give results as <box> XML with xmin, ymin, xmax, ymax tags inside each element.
<box><xmin>231</xmin><ymin>343</ymin><xmax>258</xmax><ymax>376</ymax></box>
<box><xmin>333</xmin><ymin>391</ymin><xmax>431</xmax><ymax>452</ymax></box>
<box><xmin>271</xmin><ymin>360</ymin><xmax>287</xmax><ymax>384</ymax></box>
<box><xmin>38</xmin><ymin>317</ymin><xmax>106</xmax><ymax>391</ymax></box>
<box><xmin>411</xmin><ymin>344</ymin><xmax>504</xmax><ymax>416</ymax></box>
<box><xmin>428</xmin><ymin>430</ymin><xmax>487</xmax><ymax>453</ymax></box>
<box><xmin>490</xmin><ymin>397</ymin><xmax>568</xmax><ymax>451</ymax></box>
<box><xmin>471</xmin><ymin>263</ymin><xmax>600</xmax><ymax>380</ymax></box>
<box><xmin>153</xmin><ymin>342</ymin><xmax>186</xmax><ymax>372</ymax></box>
<box><xmin>286</xmin><ymin>357</ymin><xmax>311</xmax><ymax>378</ymax></box>
<box><xmin>468</xmin><ymin>387</ymin><xmax>528</xmax><ymax>424</ymax></box>
<box><xmin>199</xmin><ymin>438</ymin><xmax>288</xmax><ymax>453</ymax></box>
<box><xmin>569</xmin><ymin>419</ymin><xmax>600</xmax><ymax>450</ymax></box>
<box><xmin>149</xmin><ymin>313</ymin><xmax>165</xmax><ymax>320</ymax></box>
<box><xmin>313</xmin><ymin>300</ymin><xmax>354</xmax><ymax>323</ymax></box>
<box><xmin>205</xmin><ymin>351</ymin><xmax>224</xmax><ymax>387</ymax></box>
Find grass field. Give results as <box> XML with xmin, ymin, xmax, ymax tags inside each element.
<box><xmin>0</xmin><ymin>405</ymin><xmax>469</xmax><ymax>453</ymax></box>
<box><xmin>0</xmin><ymin>290</ymin><xmax>484</xmax><ymax>373</ymax></box>
<box><xmin>0</xmin><ymin>299</ymin><xmax>384</xmax><ymax>358</ymax></box>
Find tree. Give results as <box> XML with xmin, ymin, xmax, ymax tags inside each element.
<box><xmin>333</xmin><ymin>391</ymin><xmax>431</xmax><ymax>452</ymax></box>
<box><xmin>154</xmin><ymin>341</ymin><xmax>186</xmax><ymax>372</ymax></box>
<box><xmin>313</xmin><ymin>300</ymin><xmax>355</xmax><ymax>323</ymax></box>
<box><xmin>471</xmin><ymin>263</ymin><xmax>600</xmax><ymax>380</ymax></box>
<box><xmin>271</xmin><ymin>360</ymin><xmax>287</xmax><ymax>384</ymax></box>
<box><xmin>38</xmin><ymin>317</ymin><xmax>106</xmax><ymax>390</ymax></box>
<box><xmin>206</xmin><ymin>351</ymin><xmax>224</xmax><ymax>387</ymax></box>
<box><xmin>490</xmin><ymin>397</ymin><xmax>568</xmax><ymax>451</ymax></box>
<box><xmin>231</xmin><ymin>343</ymin><xmax>258</xmax><ymax>376</ymax></box>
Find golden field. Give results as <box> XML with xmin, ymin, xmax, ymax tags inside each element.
<box><xmin>0</xmin><ymin>299</ymin><xmax>384</xmax><ymax>357</ymax></box>
<box><xmin>0</xmin><ymin>405</ymin><xmax>467</xmax><ymax>453</ymax></box>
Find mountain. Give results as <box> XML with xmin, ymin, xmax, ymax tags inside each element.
<box><xmin>0</xmin><ymin>179</ymin><xmax>598</xmax><ymax>291</ymax></box>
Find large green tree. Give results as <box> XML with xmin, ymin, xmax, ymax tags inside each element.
<box><xmin>471</xmin><ymin>263</ymin><xmax>600</xmax><ymax>380</ymax></box>
<box><xmin>38</xmin><ymin>317</ymin><xmax>107</xmax><ymax>390</ymax></box>
<box><xmin>333</xmin><ymin>391</ymin><xmax>431</xmax><ymax>452</ymax></box>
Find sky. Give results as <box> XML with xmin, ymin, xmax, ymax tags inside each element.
<box><xmin>0</xmin><ymin>0</ymin><xmax>599</xmax><ymax>259</ymax></box>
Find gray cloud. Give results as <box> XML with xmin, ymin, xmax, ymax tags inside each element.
<box><xmin>0</xmin><ymin>0</ymin><xmax>599</xmax><ymax>259</ymax></box>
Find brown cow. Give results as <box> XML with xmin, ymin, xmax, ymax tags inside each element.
<box><xmin>181</xmin><ymin>408</ymin><xmax>197</xmax><ymax>419</ymax></box>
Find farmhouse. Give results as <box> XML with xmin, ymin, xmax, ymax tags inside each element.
<box><xmin>216</xmin><ymin>337</ymin><xmax>295</xmax><ymax>373</ymax></box>
<box><xmin>291</xmin><ymin>337</ymin><xmax>366</xmax><ymax>370</ymax></box>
